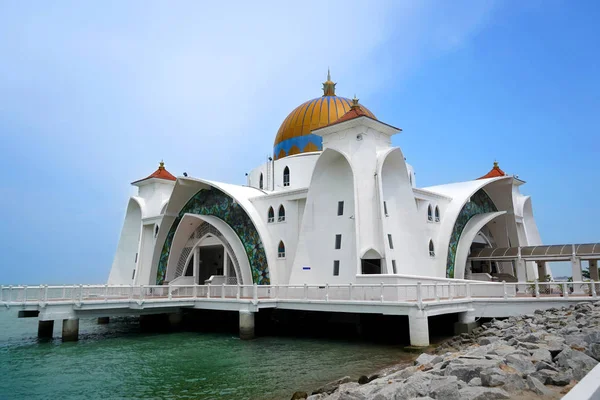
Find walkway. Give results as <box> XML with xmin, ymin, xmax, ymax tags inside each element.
<box><xmin>2</xmin><ymin>281</ymin><xmax>598</xmax><ymax>346</ymax></box>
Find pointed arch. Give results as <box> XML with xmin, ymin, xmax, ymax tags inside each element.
<box><xmin>278</xmin><ymin>240</ymin><xmax>286</xmax><ymax>258</ymax></box>
<box><xmin>435</xmin><ymin>206</ymin><xmax>440</xmax><ymax>222</ymax></box>
<box><xmin>427</xmin><ymin>204</ymin><xmax>433</xmax><ymax>222</ymax></box>
<box><xmin>278</xmin><ymin>204</ymin><xmax>286</xmax><ymax>222</ymax></box>
<box><xmin>283</xmin><ymin>166</ymin><xmax>290</xmax><ymax>187</ymax></box>
<box><xmin>429</xmin><ymin>239</ymin><xmax>435</xmax><ymax>257</ymax></box>
<box><xmin>267</xmin><ymin>206</ymin><xmax>274</xmax><ymax>223</ymax></box>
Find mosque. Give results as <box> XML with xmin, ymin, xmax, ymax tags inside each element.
<box><xmin>108</xmin><ymin>72</ymin><xmax>548</xmax><ymax>289</ymax></box>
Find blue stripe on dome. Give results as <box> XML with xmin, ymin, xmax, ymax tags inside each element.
<box><xmin>273</xmin><ymin>134</ymin><xmax>323</xmax><ymax>158</ymax></box>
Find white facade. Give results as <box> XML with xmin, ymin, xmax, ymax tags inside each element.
<box><xmin>109</xmin><ymin>95</ymin><xmax>545</xmax><ymax>288</ymax></box>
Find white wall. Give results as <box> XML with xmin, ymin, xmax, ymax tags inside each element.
<box><xmin>247</xmin><ymin>152</ymin><xmax>319</xmax><ymax>191</ymax></box>
<box><xmin>108</xmin><ymin>198</ymin><xmax>142</xmax><ymax>284</ymax></box>
<box><xmin>379</xmin><ymin>148</ymin><xmax>434</xmax><ymax>276</ymax></box>
<box><xmin>290</xmin><ymin>149</ymin><xmax>357</xmax><ymax>284</ymax></box>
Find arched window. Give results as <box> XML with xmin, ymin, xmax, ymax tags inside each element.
<box><xmin>278</xmin><ymin>205</ymin><xmax>286</xmax><ymax>222</ymax></box>
<box><xmin>435</xmin><ymin>206</ymin><xmax>440</xmax><ymax>222</ymax></box>
<box><xmin>429</xmin><ymin>240</ymin><xmax>435</xmax><ymax>257</ymax></box>
<box><xmin>267</xmin><ymin>207</ymin><xmax>274</xmax><ymax>223</ymax></box>
<box><xmin>427</xmin><ymin>205</ymin><xmax>433</xmax><ymax>222</ymax></box>
<box><xmin>259</xmin><ymin>173</ymin><xmax>264</xmax><ymax>189</ymax></box>
<box><xmin>278</xmin><ymin>241</ymin><xmax>286</xmax><ymax>258</ymax></box>
<box><xmin>283</xmin><ymin>166</ymin><xmax>290</xmax><ymax>187</ymax></box>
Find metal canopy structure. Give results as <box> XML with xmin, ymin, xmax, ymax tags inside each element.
<box><xmin>469</xmin><ymin>243</ymin><xmax>600</xmax><ymax>261</ymax></box>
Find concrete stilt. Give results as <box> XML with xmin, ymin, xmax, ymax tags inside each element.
<box><xmin>408</xmin><ymin>312</ymin><xmax>429</xmax><ymax>347</ymax></box>
<box><xmin>62</xmin><ymin>319</ymin><xmax>79</xmax><ymax>342</ymax></box>
<box><xmin>239</xmin><ymin>310</ymin><xmax>255</xmax><ymax>340</ymax></box>
<box><xmin>590</xmin><ymin>260</ymin><xmax>599</xmax><ymax>295</ymax></box>
<box><xmin>454</xmin><ymin>311</ymin><xmax>478</xmax><ymax>335</ymax></box>
<box><xmin>572</xmin><ymin>257</ymin><xmax>584</xmax><ymax>294</ymax></box>
<box><xmin>97</xmin><ymin>317</ymin><xmax>110</xmax><ymax>324</ymax></box>
<box><xmin>516</xmin><ymin>258</ymin><xmax>527</xmax><ymax>293</ymax></box>
<box><xmin>168</xmin><ymin>312</ymin><xmax>183</xmax><ymax>329</ymax></box>
<box><xmin>38</xmin><ymin>320</ymin><xmax>54</xmax><ymax>339</ymax></box>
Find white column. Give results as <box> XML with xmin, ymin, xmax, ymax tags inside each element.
<box><xmin>62</xmin><ymin>319</ymin><xmax>79</xmax><ymax>342</ymax></box>
<box><xmin>572</xmin><ymin>257</ymin><xmax>584</xmax><ymax>294</ymax></box>
<box><xmin>408</xmin><ymin>311</ymin><xmax>429</xmax><ymax>347</ymax></box>
<box><xmin>516</xmin><ymin>258</ymin><xmax>527</xmax><ymax>293</ymax></box>
<box><xmin>590</xmin><ymin>260</ymin><xmax>599</xmax><ymax>295</ymax></box>
<box><xmin>223</xmin><ymin>247</ymin><xmax>228</xmax><ymax>276</ymax></box>
<box><xmin>536</xmin><ymin>261</ymin><xmax>547</xmax><ymax>280</ymax></box>
<box><xmin>193</xmin><ymin>247</ymin><xmax>200</xmax><ymax>284</ymax></box>
<box><xmin>590</xmin><ymin>260</ymin><xmax>599</xmax><ymax>280</ymax></box>
<box><xmin>239</xmin><ymin>310</ymin><xmax>255</xmax><ymax>340</ymax></box>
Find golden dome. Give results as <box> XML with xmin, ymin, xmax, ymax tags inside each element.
<box><xmin>273</xmin><ymin>71</ymin><xmax>376</xmax><ymax>160</ymax></box>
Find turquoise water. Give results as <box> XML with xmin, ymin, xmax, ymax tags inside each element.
<box><xmin>0</xmin><ymin>309</ymin><xmax>413</xmax><ymax>400</ymax></box>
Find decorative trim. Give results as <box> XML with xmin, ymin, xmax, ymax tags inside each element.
<box><xmin>156</xmin><ymin>187</ymin><xmax>270</xmax><ymax>285</ymax></box>
<box><xmin>446</xmin><ymin>189</ymin><xmax>497</xmax><ymax>278</ymax></box>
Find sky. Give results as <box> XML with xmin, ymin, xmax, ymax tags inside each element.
<box><xmin>0</xmin><ymin>0</ymin><xmax>598</xmax><ymax>284</ymax></box>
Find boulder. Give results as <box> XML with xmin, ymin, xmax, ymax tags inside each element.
<box><xmin>504</xmin><ymin>353</ymin><xmax>536</xmax><ymax>375</ymax></box>
<box><xmin>549</xmin><ymin>370</ymin><xmax>573</xmax><ymax>386</ymax></box>
<box><xmin>396</xmin><ymin>373</ymin><xmax>432</xmax><ymax>399</ymax></box>
<box><xmin>313</xmin><ymin>376</ymin><xmax>352</xmax><ymax>395</ymax></box>
<box><xmin>428</xmin><ymin>376</ymin><xmax>460</xmax><ymax>400</ymax></box>
<box><xmin>480</xmin><ymin>366</ymin><xmax>525</xmax><ymax>392</ymax></box>
<box><xmin>415</xmin><ymin>353</ymin><xmax>442</xmax><ymax>366</ymax></box>
<box><xmin>479</xmin><ymin>337</ymin><xmax>500</xmax><ymax>346</ymax></box>
<box><xmin>531</xmin><ymin>369</ymin><xmax>558</xmax><ymax>385</ymax></box>
<box><xmin>444</xmin><ymin>359</ymin><xmax>500</xmax><ymax>382</ymax></box>
<box><xmin>535</xmin><ymin>361</ymin><xmax>558</xmax><ymax>372</ymax></box>
<box><xmin>468</xmin><ymin>377</ymin><xmax>482</xmax><ymax>386</ymax></box>
<box><xmin>591</xmin><ymin>343</ymin><xmax>600</xmax><ymax>361</ymax></box>
<box><xmin>554</xmin><ymin>348</ymin><xmax>598</xmax><ymax>380</ymax></box>
<box><xmin>526</xmin><ymin>375</ymin><xmax>557</xmax><ymax>397</ymax></box>
<box><xmin>357</xmin><ymin>375</ymin><xmax>369</xmax><ymax>385</ymax></box>
<box><xmin>458</xmin><ymin>386</ymin><xmax>510</xmax><ymax>400</ymax></box>
<box><xmin>306</xmin><ymin>395</ymin><xmax>326</xmax><ymax>400</ymax></box>
<box><xmin>291</xmin><ymin>391</ymin><xmax>308</xmax><ymax>400</ymax></box>
<box><xmin>530</xmin><ymin>348</ymin><xmax>553</xmax><ymax>364</ymax></box>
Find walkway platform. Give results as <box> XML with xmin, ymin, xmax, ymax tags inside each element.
<box><xmin>2</xmin><ymin>281</ymin><xmax>598</xmax><ymax>346</ymax></box>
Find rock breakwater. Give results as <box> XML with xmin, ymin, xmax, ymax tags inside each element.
<box><xmin>296</xmin><ymin>301</ymin><xmax>600</xmax><ymax>399</ymax></box>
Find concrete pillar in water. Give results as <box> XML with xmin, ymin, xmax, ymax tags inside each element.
<box><xmin>239</xmin><ymin>310</ymin><xmax>255</xmax><ymax>340</ymax></box>
<box><xmin>38</xmin><ymin>320</ymin><xmax>54</xmax><ymax>339</ymax></box>
<box><xmin>454</xmin><ymin>311</ymin><xmax>478</xmax><ymax>335</ymax></box>
<box><xmin>408</xmin><ymin>312</ymin><xmax>429</xmax><ymax>347</ymax></box>
<box><xmin>168</xmin><ymin>312</ymin><xmax>183</xmax><ymax>329</ymax></box>
<box><xmin>98</xmin><ymin>317</ymin><xmax>110</xmax><ymax>324</ymax></box>
<box><xmin>62</xmin><ymin>319</ymin><xmax>79</xmax><ymax>342</ymax></box>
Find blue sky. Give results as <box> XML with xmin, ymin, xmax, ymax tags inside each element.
<box><xmin>0</xmin><ymin>1</ymin><xmax>598</xmax><ymax>284</ymax></box>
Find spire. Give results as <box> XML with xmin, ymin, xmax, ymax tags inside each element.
<box><xmin>322</xmin><ymin>68</ymin><xmax>336</xmax><ymax>96</ymax></box>
<box><xmin>477</xmin><ymin>160</ymin><xmax>507</xmax><ymax>180</ymax></box>
<box><xmin>131</xmin><ymin>160</ymin><xmax>176</xmax><ymax>185</ymax></box>
<box><xmin>351</xmin><ymin>94</ymin><xmax>360</xmax><ymax>109</ymax></box>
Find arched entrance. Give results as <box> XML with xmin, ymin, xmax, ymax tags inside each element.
<box><xmin>155</xmin><ymin>187</ymin><xmax>270</xmax><ymax>285</ymax></box>
<box><xmin>173</xmin><ymin>222</ymin><xmax>241</xmax><ymax>285</ymax></box>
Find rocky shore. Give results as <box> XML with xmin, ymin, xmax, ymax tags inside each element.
<box><xmin>291</xmin><ymin>301</ymin><xmax>600</xmax><ymax>399</ymax></box>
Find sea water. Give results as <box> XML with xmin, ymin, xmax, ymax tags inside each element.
<box><xmin>0</xmin><ymin>309</ymin><xmax>413</xmax><ymax>400</ymax></box>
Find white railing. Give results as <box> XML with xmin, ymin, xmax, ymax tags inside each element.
<box><xmin>0</xmin><ymin>281</ymin><xmax>597</xmax><ymax>307</ymax></box>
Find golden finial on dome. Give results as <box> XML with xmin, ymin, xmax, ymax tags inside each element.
<box><xmin>493</xmin><ymin>160</ymin><xmax>499</xmax><ymax>168</ymax></box>
<box><xmin>159</xmin><ymin>160</ymin><xmax>165</xmax><ymax>170</ymax></box>
<box><xmin>322</xmin><ymin>68</ymin><xmax>336</xmax><ymax>96</ymax></box>
<box><xmin>351</xmin><ymin>94</ymin><xmax>360</xmax><ymax>109</ymax></box>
